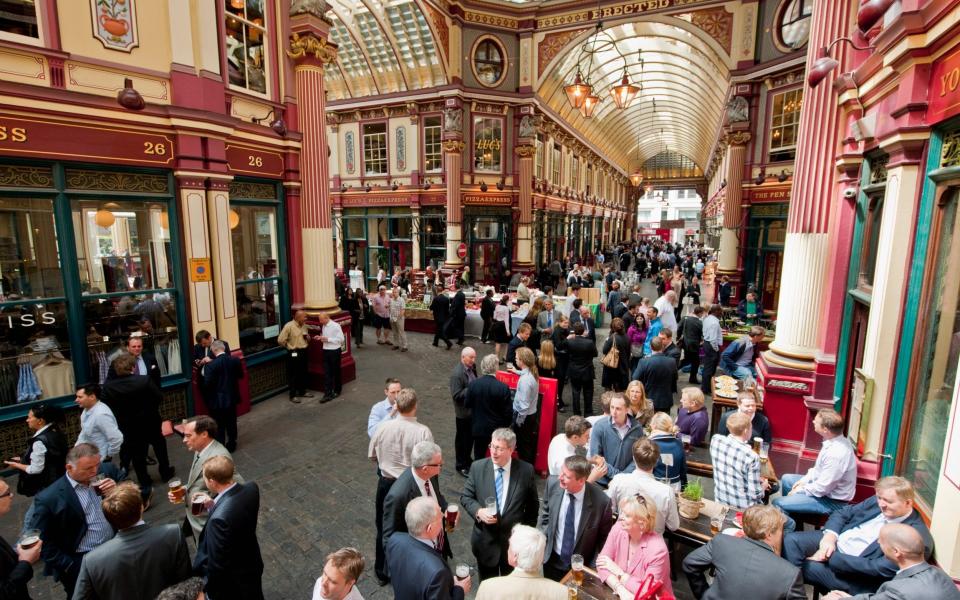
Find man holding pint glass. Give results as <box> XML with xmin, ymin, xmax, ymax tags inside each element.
<box><xmin>382</xmin><ymin>441</ymin><xmax>458</xmax><ymax>562</ymax></box>
<box><xmin>0</xmin><ymin>478</ymin><xmax>42</xmax><ymax>599</ymax></box>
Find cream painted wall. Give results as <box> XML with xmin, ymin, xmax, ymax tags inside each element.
<box><xmin>58</xmin><ymin>0</ymin><xmax>172</xmax><ymax>73</ymax></box>
<box><xmin>859</xmin><ymin>165</ymin><xmax>921</xmax><ymax>459</ymax></box>
<box><xmin>388</xmin><ymin>116</ymin><xmax>415</xmax><ymax>175</ymax></box>
<box><xmin>930</xmin><ymin>353</ymin><xmax>960</xmax><ymax>577</ymax></box>
<box><xmin>328</xmin><ymin>126</ymin><xmax>340</xmax><ymax>178</ymax></box>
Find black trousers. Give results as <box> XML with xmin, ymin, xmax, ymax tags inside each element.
<box><xmin>513</xmin><ymin>413</ymin><xmax>539</xmax><ymax>465</ymax></box>
<box><xmin>351</xmin><ymin>313</ymin><xmax>363</xmax><ymax>345</ymax></box>
<box><xmin>287</xmin><ymin>349</ymin><xmax>309</xmax><ymax>398</ymax></box>
<box><xmin>473</xmin><ymin>434</ymin><xmax>492</xmax><ymax>462</ymax></box>
<box><xmin>480</xmin><ymin>317</ymin><xmax>493</xmax><ymax>342</ymax></box>
<box><xmin>57</xmin><ymin>553</ymin><xmax>85</xmax><ymax>600</ymax></box>
<box><xmin>210</xmin><ymin>406</ymin><xmax>238</xmax><ymax>452</ymax></box>
<box><xmin>477</xmin><ymin>553</ymin><xmax>512</xmax><ymax>581</ymax></box>
<box><xmin>570</xmin><ymin>377</ymin><xmax>594</xmax><ymax>417</ymax></box>
<box><xmin>543</xmin><ymin>552</ymin><xmax>571</xmax><ymax>582</ymax></box>
<box><xmin>433</xmin><ymin>318</ymin><xmax>450</xmax><ymax>346</ymax></box>
<box><xmin>556</xmin><ymin>354</ymin><xmax>569</xmax><ymax>407</ymax></box>
<box><xmin>147</xmin><ymin>425</ymin><xmax>172</xmax><ymax>476</ymax></box>
<box><xmin>455</xmin><ymin>416</ymin><xmax>473</xmax><ymax>471</ymax></box>
<box><xmin>374</xmin><ymin>474</ymin><xmax>397</xmax><ymax>580</ymax></box>
<box><xmin>121</xmin><ymin>436</ymin><xmax>153</xmax><ymax>501</ymax></box>
<box><xmin>681</xmin><ymin>344</ymin><xmax>702</xmax><ymax>383</ymax></box>
<box><xmin>322</xmin><ymin>349</ymin><xmax>342</xmax><ymax>396</ymax></box>
<box><xmin>700</xmin><ymin>345</ymin><xmax>720</xmax><ymax>395</ymax></box>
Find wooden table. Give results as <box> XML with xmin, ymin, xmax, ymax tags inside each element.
<box><xmin>559</xmin><ymin>568</ymin><xmax>618</xmax><ymax>600</ymax></box>
<box><xmin>684</xmin><ymin>444</ymin><xmax>778</xmax><ymax>481</ymax></box>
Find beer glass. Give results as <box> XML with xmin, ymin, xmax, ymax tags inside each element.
<box><xmin>168</xmin><ymin>479</ymin><xmax>186</xmax><ymax>504</ymax></box>
<box><xmin>681</xmin><ymin>434</ymin><xmax>692</xmax><ymax>452</ymax></box>
<box><xmin>759</xmin><ymin>442</ymin><xmax>770</xmax><ymax>463</ymax></box>
<box><xmin>484</xmin><ymin>496</ymin><xmax>498</xmax><ymax>516</ymax></box>
<box><xmin>191</xmin><ymin>493</ymin><xmax>209</xmax><ymax>516</ymax></box>
<box><xmin>445</xmin><ymin>504</ymin><xmax>459</xmax><ymax>532</ymax></box>
<box><xmin>455</xmin><ymin>564</ymin><xmax>470</xmax><ymax>583</ymax></box>
<box><xmin>18</xmin><ymin>529</ymin><xmax>40</xmax><ymax>549</ymax></box>
<box><xmin>89</xmin><ymin>474</ymin><xmax>106</xmax><ymax>496</ymax></box>
<box><xmin>571</xmin><ymin>554</ymin><xmax>584</xmax><ymax>585</ymax></box>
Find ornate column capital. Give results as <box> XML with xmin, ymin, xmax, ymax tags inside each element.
<box><xmin>287</xmin><ymin>32</ymin><xmax>337</xmax><ymax>65</ymax></box>
<box><xmin>724</xmin><ymin>131</ymin><xmax>752</xmax><ymax>147</ymax></box>
<box><xmin>442</xmin><ymin>140</ymin><xmax>465</xmax><ymax>154</ymax></box>
<box><xmin>515</xmin><ymin>144</ymin><xmax>536</xmax><ymax>158</ymax></box>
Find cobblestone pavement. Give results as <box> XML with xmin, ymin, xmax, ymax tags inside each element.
<box><xmin>8</xmin><ymin>281</ymin><xmax>710</xmax><ymax>599</ymax></box>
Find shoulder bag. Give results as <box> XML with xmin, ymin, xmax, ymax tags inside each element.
<box><xmin>601</xmin><ymin>335</ymin><xmax>621</xmax><ymax>368</ymax></box>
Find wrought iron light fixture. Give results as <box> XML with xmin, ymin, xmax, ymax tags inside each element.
<box><xmin>563</xmin><ymin>21</ymin><xmax>643</xmax><ymax>116</ymax></box>
<box><xmin>629</xmin><ymin>129</ymin><xmax>644</xmax><ymax>187</ymax></box>
<box><xmin>807</xmin><ymin>37</ymin><xmax>874</xmax><ymax>88</ymax></box>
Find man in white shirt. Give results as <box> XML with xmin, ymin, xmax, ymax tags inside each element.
<box><xmin>367</xmin><ymin>378</ymin><xmax>402</xmax><ymax>438</ymax></box>
<box><xmin>312</xmin><ymin>547</ymin><xmax>366</xmax><ymax>600</ymax></box>
<box><xmin>546</xmin><ymin>416</ymin><xmax>605</xmax><ymax>482</ymax></box>
<box><xmin>317</xmin><ymin>312</ymin><xmax>346</xmax><ymax>403</ymax></box>
<box><xmin>74</xmin><ymin>383</ymin><xmax>123</xmax><ymax>461</ymax></box>
<box><xmin>774</xmin><ymin>409</ymin><xmax>857</xmax><ymax>532</ymax></box>
<box><xmin>654</xmin><ymin>291</ymin><xmax>678</xmax><ymax>336</ymax></box>
<box><xmin>606</xmin><ymin>437</ymin><xmax>679</xmax><ymax>535</ymax></box>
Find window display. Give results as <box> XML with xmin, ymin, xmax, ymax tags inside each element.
<box><xmin>473</xmin><ymin>117</ymin><xmax>503</xmax><ymax>173</ymax></box>
<box><xmin>231</xmin><ymin>204</ymin><xmax>283</xmax><ymax>356</ymax></box>
<box><xmin>224</xmin><ymin>0</ymin><xmax>268</xmax><ymax>94</ymax></box>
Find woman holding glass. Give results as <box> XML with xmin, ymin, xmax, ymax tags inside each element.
<box><xmin>596</xmin><ymin>494</ymin><xmax>673</xmax><ymax>600</ymax></box>
<box><xmin>511</xmin><ymin>347</ymin><xmax>540</xmax><ymax>464</ymax></box>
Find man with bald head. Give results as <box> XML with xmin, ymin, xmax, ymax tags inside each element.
<box><xmin>450</xmin><ymin>347</ymin><xmax>478</xmax><ymax>476</ymax></box>
<box><xmin>823</xmin><ymin>524</ymin><xmax>960</xmax><ymax>600</ymax></box>
<box><xmin>278</xmin><ymin>310</ymin><xmax>314</xmax><ymax>403</ymax></box>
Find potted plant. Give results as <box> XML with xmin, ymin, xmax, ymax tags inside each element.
<box><xmin>678</xmin><ymin>479</ymin><xmax>705</xmax><ymax>519</ymax></box>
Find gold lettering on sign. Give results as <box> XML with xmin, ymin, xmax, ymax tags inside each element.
<box><xmin>0</xmin><ymin>126</ymin><xmax>28</xmax><ymax>142</ymax></box>
<box><xmin>941</xmin><ymin>67</ymin><xmax>960</xmax><ymax>97</ymax></box>
<box><xmin>537</xmin><ymin>0</ymin><xmax>706</xmax><ymax>29</ymax></box>
<box><xmin>143</xmin><ymin>141</ymin><xmax>168</xmax><ymax>155</ymax></box>
<box><xmin>475</xmin><ymin>139</ymin><xmax>502</xmax><ymax>151</ymax></box>
<box><xmin>248</xmin><ymin>156</ymin><xmax>264</xmax><ymax>167</ymax></box>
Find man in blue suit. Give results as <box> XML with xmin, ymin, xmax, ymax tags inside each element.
<box><xmin>32</xmin><ymin>443</ymin><xmax>123</xmax><ymax>599</ymax></box>
<box><xmin>192</xmin><ymin>455</ymin><xmax>263</xmax><ymax>600</ymax></box>
<box><xmin>783</xmin><ymin>476</ymin><xmax>933</xmax><ymax>595</ymax></box>
<box><xmin>201</xmin><ymin>341</ymin><xmax>243</xmax><ymax>452</ymax></box>
<box><xmin>385</xmin><ymin>496</ymin><xmax>471</xmax><ymax>600</ymax></box>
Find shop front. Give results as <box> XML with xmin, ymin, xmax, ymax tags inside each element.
<box><xmin>339</xmin><ymin>205</ymin><xmax>415</xmax><ymax>290</ymax></box>
<box><xmin>464</xmin><ymin>203</ymin><xmax>512</xmax><ymax>287</ymax></box>
<box><xmin>743</xmin><ymin>197</ymin><xmax>788</xmax><ymax>311</ymax></box>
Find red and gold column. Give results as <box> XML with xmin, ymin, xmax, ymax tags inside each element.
<box><xmin>515</xmin><ymin>143</ymin><xmax>536</xmax><ymax>269</ymax></box>
<box><xmin>717</xmin><ymin>132</ymin><xmax>750</xmax><ymax>282</ymax></box>
<box><xmin>287</xmin><ymin>25</ymin><xmax>338</xmax><ymax>311</ymax></box>
<box><xmin>443</xmin><ymin>136</ymin><xmax>465</xmax><ymax>267</ymax></box>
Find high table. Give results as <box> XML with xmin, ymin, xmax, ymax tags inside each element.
<box><xmin>559</xmin><ymin>568</ymin><xmax>618</xmax><ymax>600</ymax></box>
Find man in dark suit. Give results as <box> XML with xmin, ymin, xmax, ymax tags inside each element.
<box><xmin>191</xmin><ymin>330</ymin><xmax>230</xmax><ymax>385</ymax></box>
<box><xmin>465</xmin><ymin>355</ymin><xmax>514</xmax><ymax>460</ymax></box>
<box><xmin>783</xmin><ymin>477</ymin><xmax>934</xmax><ymax>595</ymax></box>
<box><xmin>506</xmin><ymin>323</ymin><xmax>531</xmax><ymax>367</ymax></box>
<box><xmin>202</xmin><ymin>341</ymin><xmax>243</xmax><ymax>452</ymax></box>
<box><xmin>683</xmin><ymin>505</ymin><xmax>805</xmax><ymax>599</ymax></box>
<box><xmin>382</xmin><ymin>442</ymin><xmax>455</xmax><ymax>562</ymax></box>
<box><xmin>450</xmin><ymin>348</ymin><xmax>478</xmax><ymax>476</ymax></box>
<box><xmin>631</xmin><ymin>337</ymin><xmax>678</xmax><ymax>412</ymax></box>
<box><xmin>679</xmin><ymin>305</ymin><xmax>704</xmax><ymax>384</ymax></box>
<box><xmin>0</xmin><ymin>478</ymin><xmax>41</xmax><ymax>599</ymax></box>
<box><xmin>539</xmin><ymin>455</ymin><xmax>613</xmax><ymax>581</ymax></box>
<box><xmin>192</xmin><ymin>455</ymin><xmax>264</xmax><ymax>600</ymax></box>
<box><xmin>33</xmin><ymin>443</ymin><xmax>122</xmax><ymax>599</ymax></box>
<box><xmin>430</xmin><ymin>286</ymin><xmax>452</xmax><ymax>349</ymax></box>
<box><xmin>460</xmin><ymin>428</ymin><xmax>540</xmax><ymax>580</ymax></box>
<box><xmin>446</xmin><ymin>281</ymin><xmax>467</xmax><ymax>346</ymax></box>
<box><xmin>103</xmin><ymin>352</ymin><xmax>174</xmax><ymax>501</ymax></box>
<box><xmin>73</xmin><ymin>481</ymin><xmax>191</xmax><ymax>600</ymax></box>
<box><xmin>566</xmin><ymin>323</ymin><xmax>598</xmax><ymax>417</ymax></box>
<box><xmin>823</xmin><ymin>523</ymin><xmax>960</xmax><ymax>600</ymax></box>
<box><xmin>108</xmin><ymin>335</ymin><xmax>161</xmax><ymax>389</ymax></box>
<box><xmin>577</xmin><ymin>306</ymin><xmax>597</xmax><ymax>342</ymax></box>
<box><xmin>386</xmin><ymin>497</ymin><xmax>471</xmax><ymax>599</ymax></box>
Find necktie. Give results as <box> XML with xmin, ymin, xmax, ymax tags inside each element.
<box><xmin>495</xmin><ymin>467</ymin><xmax>504</xmax><ymax>513</ymax></box>
<box><xmin>560</xmin><ymin>493</ymin><xmax>576</xmax><ymax>563</ymax></box>
<box><xmin>424</xmin><ymin>480</ymin><xmax>432</xmax><ymax>497</ymax></box>
<box><xmin>548</xmin><ymin>313</ymin><xmax>553</xmax><ymax>327</ymax></box>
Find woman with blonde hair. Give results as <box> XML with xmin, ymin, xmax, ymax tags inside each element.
<box><xmin>596</xmin><ymin>493</ymin><xmax>672</xmax><ymax>599</ymax></box>
<box><xmin>649</xmin><ymin>412</ymin><xmax>687</xmax><ymax>491</ymax></box>
<box><xmin>512</xmin><ymin>347</ymin><xmax>540</xmax><ymax>464</ymax></box>
<box><xmin>537</xmin><ymin>339</ymin><xmax>557</xmax><ymax>379</ymax></box>
<box><xmin>624</xmin><ymin>380</ymin><xmax>654</xmax><ymax>428</ymax></box>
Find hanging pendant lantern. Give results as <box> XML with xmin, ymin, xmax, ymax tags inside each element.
<box><xmin>564</xmin><ymin>71</ymin><xmax>591</xmax><ymax>109</ymax></box>
<box><xmin>610</xmin><ymin>73</ymin><xmax>639</xmax><ymax>109</ymax></box>
<box><xmin>579</xmin><ymin>93</ymin><xmax>600</xmax><ymax>118</ymax></box>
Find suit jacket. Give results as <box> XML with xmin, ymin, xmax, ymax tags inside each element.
<box><xmin>101</xmin><ymin>374</ymin><xmax>163</xmax><ymax>438</ymax></box>
<box><xmin>449</xmin><ymin>362</ymin><xmax>477</xmax><ymax>420</ymax></box>
<box><xmin>465</xmin><ymin>375</ymin><xmax>513</xmax><ymax>437</ymax></box>
<box><xmin>450</xmin><ymin>291</ymin><xmax>467</xmax><ymax>320</ymax></box>
<box><xmin>107</xmin><ymin>352</ymin><xmax>161</xmax><ymax>389</ymax></box>
<box><xmin>73</xmin><ymin>523</ymin><xmax>191</xmax><ymax>600</ymax></box>
<box><xmin>33</xmin><ymin>464</ymin><xmax>123</xmax><ymax>582</ymax></box>
<box><xmin>430</xmin><ymin>295</ymin><xmax>450</xmax><ymax>324</ymax></box>
<box><xmin>679</xmin><ymin>316</ymin><xmax>703</xmax><ymax>348</ymax></box>
<box><xmin>460</xmin><ymin>458</ymin><xmax>539</xmax><ymax>568</ymax></box>
<box><xmin>566</xmin><ymin>336</ymin><xmax>598</xmax><ymax>382</ymax></box>
<box><xmin>474</xmin><ymin>569</ymin><xmax>568</xmax><ymax>600</ymax></box>
<box><xmin>202</xmin><ymin>352</ymin><xmax>243</xmax><ymax>411</ymax></box>
<box><xmin>581</xmin><ymin>317</ymin><xmax>597</xmax><ymax>342</ymax></box>
<box><xmin>536</xmin><ymin>310</ymin><xmax>563</xmax><ymax>333</ymax></box>
<box><xmin>0</xmin><ymin>535</ymin><xmax>32</xmax><ymax>600</ymax></box>
<box><xmin>382</xmin><ymin>468</ymin><xmax>452</xmax><ymax>560</ymax></box>
<box><xmin>816</xmin><ymin>496</ymin><xmax>933</xmax><ymax>591</ymax></box>
<box><xmin>192</xmin><ymin>340</ymin><xmax>231</xmax><ymax>387</ymax></box>
<box><xmin>683</xmin><ymin>534</ymin><xmax>804</xmax><ymax>600</ymax></box>
<box><xmin>632</xmin><ymin>354</ymin><xmax>678</xmax><ymax>411</ymax></box>
<box><xmin>184</xmin><ymin>440</ymin><xmax>243</xmax><ymax>540</ymax></box>
<box><xmin>538</xmin><ymin>478</ymin><xmax>613</xmax><ymax>567</ymax></box>
<box><xmin>848</xmin><ymin>562</ymin><xmax>960</xmax><ymax>600</ymax></box>
<box><xmin>193</xmin><ymin>482</ymin><xmax>264</xmax><ymax>600</ymax></box>
<box><xmin>385</xmin><ymin>533</ymin><xmax>464</xmax><ymax>600</ymax></box>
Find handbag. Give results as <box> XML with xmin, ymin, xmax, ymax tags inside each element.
<box><xmin>601</xmin><ymin>335</ymin><xmax>621</xmax><ymax>368</ymax></box>
<box><xmin>634</xmin><ymin>573</ymin><xmax>671</xmax><ymax>600</ymax></box>
<box><xmin>630</xmin><ymin>343</ymin><xmax>644</xmax><ymax>358</ymax></box>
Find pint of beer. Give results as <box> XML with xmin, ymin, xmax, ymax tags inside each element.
<box><xmin>169</xmin><ymin>479</ymin><xmax>186</xmax><ymax>504</ymax></box>
<box><xmin>445</xmin><ymin>504</ymin><xmax>459</xmax><ymax>532</ymax></box>
<box><xmin>571</xmin><ymin>554</ymin><xmax>584</xmax><ymax>585</ymax></box>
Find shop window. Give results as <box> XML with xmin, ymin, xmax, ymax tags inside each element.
<box><xmin>231</xmin><ymin>204</ymin><xmax>283</xmax><ymax>356</ymax></box>
<box><xmin>472</xmin><ymin>37</ymin><xmax>506</xmax><ymax>87</ymax></box>
<box><xmin>345</xmin><ymin>218</ymin><xmax>365</xmax><ymax>240</ymax></box>
<box><xmin>774</xmin><ymin>0</ymin><xmax>812</xmax><ymax>51</ymax></box>
<box><xmin>363</xmin><ymin>123</ymin><xmax>388</xmax><ymax>176</ymax></box>
<box><xmin>224</xmin><ymin>0</ymin><xmax>268</xmax><ymax>95</ymax></box>
<box><xmin>551</xmin><ymin>145</ymin><xmax>561</xmax><ymax>185</ymax></box>
<box><xmin>902</xmin><ymin>189</ymin><xmax>960</xmax><ymax>508</ymax></box>
<box><xmin>571</xmin><ymin>156</ymin><xmax>580</xmax><ymax>191</ymax></box>
<box><xmin>0</xmin><ymin>198</ymin><xmax>62</xmax><ymax>299</ymax></box>
<box><xmin>770</xmin><ymin>89</ymin><xmax>803</xmax><ymax>161</ymax></box>
<box><xmin>858</xmin><ymin>194</ymin><xmax>884</xmax><ymax>290</ymax></box>
<box><xmin>391</xmin><ymin>217</ymin><xmax>412</xmax><ymax>240</ymax></box>
<box><xmin>422</xmin><ymin>210</ymin><xmax>446</xmax><ymax>270</ymax></box>
<box><xmin>473</xmin><ymin>117</ymin><xmax>502</xmax><ymax>173</ymax></box>
<box><xmin>535</xmin><ymin>137</ymin><xmax>544</xmax><ymax>180</ymax></box>
<box><xmin>423</xmin><ymin>116</ymin><xmax>442</xmax><ymax>173</ymax></box>
<box><xmin>0</xmin><ymin>0</ymin><xmax>39</xmax><ymax>43</ymax></box>
<box><xmin>472</xmin><ymin>218</ymin><xmax>501</xmax><ymax>240</ymax></box>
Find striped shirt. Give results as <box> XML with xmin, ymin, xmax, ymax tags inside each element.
<box><xmin>69</xmin><ymin>475</ymin><xmax>114</xmax><ymax>553</ymax></box>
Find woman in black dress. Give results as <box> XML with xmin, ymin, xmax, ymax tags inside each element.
<box><xmin>339</xmin><ymin>288</ymin><xmax>362</xmax><ymax>347</ymax></box>
<box><xmin>550</xmin><ymin>314</ymin><xmax>571</xmax><ymax>411</ymax></box>
<box><xmin>601</xmin><ymin>317</ymin><xmax>632</xmax><ymax>392</ymax></box>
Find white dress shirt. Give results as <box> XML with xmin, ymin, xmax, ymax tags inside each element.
<box><xmin>547</xmin><ymin>434</ymin><xmax>576</xmax><ymax>476</ymax></box>
<box><xmin>312</xmin><ymin>579</ymin><xmax>365</xmax><ymax>600</ymax></box>
<box><xmin>834</xmin><ymin>510</ymin><xmax>912</xmax><ymax>557</ymax></box>
<box><xmin>412</xmin><ymin>470</ymin><xmax>439</xmax><ymax>506</ymax></box>
<box><xmin>554</xmin><ymin>486</ymin><xmax>585</xmax><ymax>555</ymax></box>
<box><xmin>213</xmin><ymin>482</ymin><xmax>238</xmax><ymax>505</ymax></box>
<box><xmin>493</xmin><ymin>459</ymin><xmax>511</xmax><ymax>509</ymax></box>
<box><xmin>321</xmin><ymin>320</ymin><xmax>345</xmax><ymax>350</ymax></box>
<box><xmin>606</xmin><ymin>470</ymin><xmax>680</xmax><ymax>535</ymax></box>
<box><xmin>798</xmin><ymin>436</ymin><xmax>858</xmax><ymax>501</ymax></box>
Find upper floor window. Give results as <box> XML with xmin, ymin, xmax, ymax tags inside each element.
<box><xmin>775</xmin><ymin>0</ymin><xmax>813</xmax><ymax>51</ymax></box>
<box><xmin>535</xmin><ymin>137</ymin><xmax>544</xmax><ymax>180</ymax></box>
<box><xmin>423</xmin><ymin>116</ymin><xmax>442</xmax><ymax>173</ymax></box>
<box><xmin>551</xmin><ymin>145</ymin><xmax>561</xmax><ymax>185</ymax></box>
<box><xmin>473</xmin><ymin>117</ymin><xmax>502</xmax><ymax>173</ymax></box>
<box><xmin>363</xmin><ymin>123</ymin><xmax>388</xmax><ymax>176</ymax></box>
<box><xmin>472</xmin><ymin>37</ymin><xmax>506</xmax><ymax>88</ymax></box>
<box><xmin>770</xmin><ymin>88</ymin><xmax>802</xmax><ymax>161</ymax></box>
<box><xmin>0</xmin><ymin>0</ymin><xmax>40</xmax><ymax>44</ymax></box>
<box><xmin>571</xmin><ymin>156</ymin><xmax>580</xmax><ymax>191</ymax></box>
<box><xmin>225</xmin><ymin>0</ymin><xmax>267</xmax><ymax>95</ymax></box>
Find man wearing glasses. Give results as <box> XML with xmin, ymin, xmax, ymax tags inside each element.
<box><xmin>461</xmin><ymin>429</ymin><xmax>539</xmax><ymax>580</ymax></box>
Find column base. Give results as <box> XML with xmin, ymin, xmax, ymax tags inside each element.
<box><xmin>757</xmin><ymin>349</ymin><xmax>819</xmax><ymax>475</ymax></box>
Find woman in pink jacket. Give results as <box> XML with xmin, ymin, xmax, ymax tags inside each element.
<box><xmin>597</xmin><ymin>494</ymin><xmax>673</xmax><ymax>599</ymax></box>
<box><xmin>626</xmin><ymin>312</ymin><xmax>648</xmax><ymax>372</ymax></box>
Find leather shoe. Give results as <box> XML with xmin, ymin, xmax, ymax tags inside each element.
<box><xmin>301</xmin><ymin>392</ymin><xmax>315</xmax><ymax>398</ymax></box>
<box><xmin>289</xmin><ymin>396</ymin><xmax>302</xmax><ymax>404</ymax></box>
<box><xmin>319</xmin><ymin>395</ymin><xmax>333</xmax><ymax>404</ymax></box>
<box><xmin>376</xmin><ymin>577</ymin><xmax>390</xmax><ymax>587</ymax></box>
<box><xmin>457</xmin><ymin>468</ymin><xmax>469</xmax><ymax>477</ymax></box>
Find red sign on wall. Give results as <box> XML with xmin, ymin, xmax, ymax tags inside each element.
<box><xmin>0</xmin><ymin>116</ymin><xmax>175</xmax><ymax>167</ymax></box>
<box><xmin>930</xmin><ymin>45</ymin><xmax>960</xmax><ymax>124</ymax></box>
<box><xmin>225</xmin><ymin>144</ymin><xmax>284</xmax><ymax>177</ymax></box>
